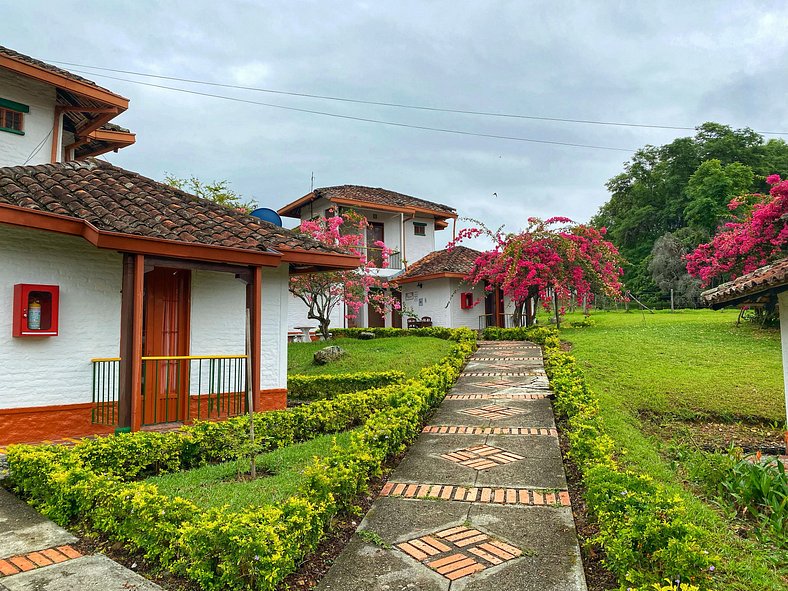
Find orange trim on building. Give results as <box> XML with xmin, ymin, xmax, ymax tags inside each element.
<box><xmin>0</xmin><ymin>204</ymin><xmax>284</xmax><ymax>267</ymax></box>
<box><xmin>0</xmin><ymin>54</ymin><xmax>129</xmax><ymax>108</ymax></box>
<box><xmin>254</xmin><ymin>388</ymin><xmax>288</xmax><ymax>412</ymax></box>
<box><xmin>0</xmin><ymin>403</ymin><xmax>114</xmax><ymax>446</ymax></box>
<box><xmin>278</xmin><ymin>194</ymin><xmax>457</xmax><ymax>222</ymax></box>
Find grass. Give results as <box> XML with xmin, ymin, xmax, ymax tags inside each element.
<box><xmin>288</xmin><ymin>335</ymin><xmax>454</xmax><ymax>377</ymax></box>
<box><xmin>561</xmin><ymin>308</ymin><xmax>783</xmax><ymax>422</ymax></box>
<box><xmin>559</xmin><ymin>309</ymin><xmax>788</xmax><ymax>590</ymax></box>
<box><xmin>148</xmin><ymin>431</ymin><xmax>353</xmax><ymax>510</ymax></box>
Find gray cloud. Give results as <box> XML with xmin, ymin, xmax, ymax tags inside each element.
<box><xmin>4</xmin><ymin>0</ymin><xmax>788</xmax><ymax>250</ymax></box>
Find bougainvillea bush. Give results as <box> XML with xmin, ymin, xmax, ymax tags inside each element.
<box><xmin>686</xmin><ymin>174</ymin><xmax>788</xmax><ymax>286</ymax></box>
<box><xmin>289</xmin><ymin>210</ymin><xmax>400</xmax><ymax>338</ymax></box>
<box><xmin>450</xmin><ymin>217</ymin><xmax>624</xmax><ymax>325</ymax></box>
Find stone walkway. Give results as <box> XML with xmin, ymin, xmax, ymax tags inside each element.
<box><xmin>317</xmin><ymin>341</ymin><xmax>587</xmax><ymax>591</ymax></box>
<box><xmin>0</xmin><ymin>487</ymin><xmax>161</xmax><ymax>590</ymax></box>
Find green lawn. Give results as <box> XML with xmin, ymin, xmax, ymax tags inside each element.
<box><xmin>559</xmin><ymin>310</ymin><xmax>788</xmax><ymax>589</ymax></box>
<box><xmin>148</xmin><ymin>431</ymin><xmax>353</xmax><ymax>510</ymax></box>
<box><xmin>561</xmin><ymin>309</ymin><xmax>783</xmax><ymax>422</ymax></box>
<box><xmin>288</xmin><ymin>336</ymin><xmax>454</xmax><ymax>377</ymax></box>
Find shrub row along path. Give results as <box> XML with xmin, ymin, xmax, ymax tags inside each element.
<box><xmin>317</xmin><ymin>340</ymin><xmax>587</xmax><ymax>591</ymax></box>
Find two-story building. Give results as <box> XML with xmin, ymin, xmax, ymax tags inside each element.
<box><xmin>278</xmin><ymin>185</ymin><xmax>458</xmax><ymax>329</ymax></box>
<box><xmin>278</xmin><ymin>185</ymin><xmax>515</xmax><ymax>332</ymax></box>
<box><xmin>0</xmin><ymin>47</ymin><xmax>357</xmax><ymax>445</ymax></box>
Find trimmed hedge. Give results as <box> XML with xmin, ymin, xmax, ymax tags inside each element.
<box><xmin>484</xmin><ymin>326</ymin><xmax>716</xmax><ymax>590</ymax></box>
<box><xmin>288</xmin><ymin>370</ymin><xmax>405</xmax><ymax>400</ymax></box>
<box><xmin>7</xmin><ymin>329</ymin><xmax>476</xmax><ymax>591</ymax></box>
<box><xmin>331</xmin><ymin>326</ymin><xmax>476</xmax><ymax>341</ymax></box>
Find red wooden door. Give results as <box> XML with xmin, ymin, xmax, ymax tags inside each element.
<box><xmin>142</xmin><ymin>268</ymin><xmax>191</xmax><ymax>424</ymax></box>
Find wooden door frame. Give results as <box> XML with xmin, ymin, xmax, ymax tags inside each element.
<box><xmin>142</xmin><ymin>267</ymin><xmax>192</xmax><ymax>425</ymax></box>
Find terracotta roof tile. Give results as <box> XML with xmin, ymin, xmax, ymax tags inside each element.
<box><xmin>0</xmin><ymin>159</ymin><xmax>344</xmax><ymax>256</ymax></box>
<box><xmin>281</xmin><ymin>185</ymin><xmax>456</xmax><ymax>218</ymax></box>
<box><xmin>395</xmin><ymin>246</ymin><xmax>482</xmax><ymax>282</ymax></box>
<box><xmin>701</xmin><ymin>258</ymin><xmax>788</xmax><ymax>307</ymax></box>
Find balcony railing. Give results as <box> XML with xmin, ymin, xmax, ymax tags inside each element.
<box><xmin>478</xmin><ymin>314</ymin><xmax>517</xmax><ymax>330</ymax></box>
<box><xmin>361</xmin><ymin>247</ymin><xmax>402</xmax><ymax>270</ymax></box>
<box><xmin>91</xmin><ymin>355</ymin><xmax>248</xmax><ymax>427</ymax></box>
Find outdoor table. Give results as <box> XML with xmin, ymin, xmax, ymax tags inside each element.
<box><xmin>293</xmin><ymin>326</ymin><xmax>316</xmax><ymax>342</ymax></box>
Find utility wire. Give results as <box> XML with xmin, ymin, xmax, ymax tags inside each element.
<box><xmin>50</xmin><ymin>59</ymin><xmax>788</xmax><ymax>136</ymax></box>
<box><xmin>66</xmin><ymin>68</ymin><xmax>636</xmax><ymax>152</ymax></box>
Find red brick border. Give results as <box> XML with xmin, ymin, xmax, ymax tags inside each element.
<box><xmin>0</xmin><ymin>546</ymin><xmax>82</xmax><ymax>577</ymax></box>
<box><xmin>380</xmin><ymin>481</ymin><xmax>571</xmax><ymax>506</ymax></box>
<box><xmin>461</xmin><ymin>372</ymin><xmax>546</xmax><ymax>377</ymax></box>
<box><xmin>422</xmin><ymin>425</ymin><xmax>558</xmax><ymax>436</ymax></box>
<box><xmin>445</xmin><ymin>393</ymin><xmax>549</xmax><ymax>400</ymax></box>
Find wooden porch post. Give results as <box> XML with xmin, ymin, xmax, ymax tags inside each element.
<box><xmin>118</xmin><ymin>253</ymin><xmax>144</xmax><ymax>432</ymax></box>
<box><xmin>246</xmin><ymin>266</ymin><xmax>263</xmax><ymax>410</ymax></box>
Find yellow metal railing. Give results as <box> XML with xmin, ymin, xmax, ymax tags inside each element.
<box><xmin>91</xmin><ymin>354</ymin><xmax>249</xmax><ymax>427</ymax></box>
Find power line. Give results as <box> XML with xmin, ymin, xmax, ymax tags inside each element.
<box><xmin>66</xmin><ymin>68</ymin><xmax>636</xmax><ymax>153</ymax></box>
<box><xmin>51</xmin><ymin>59</ymin><xmax>788</xmax><ymax>136</ymax></box>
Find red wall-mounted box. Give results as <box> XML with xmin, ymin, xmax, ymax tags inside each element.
<box><xmin>13</xmin><ymin>284</ymin><xmax>59</xmax><ymax>337</ymax></box>
<box><xmin>460</xmin><ymin>292</ymin><xmax>474</xmax><ymax>309</ymax></box>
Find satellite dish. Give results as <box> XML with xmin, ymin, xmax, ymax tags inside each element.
<box><xmin>250</xmin><ymin>207</ymin><xmax>283</xmax><ymax>227</ymax></box>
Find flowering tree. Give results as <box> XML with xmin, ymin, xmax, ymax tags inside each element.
<box><xmin>450</xmin><ymin>217</ymin><xmax>624</xmax><ymax>326</ymax></box>
<box><xmin>686</xmin><ymin>174</ymin><xmax>788</xmax><ymax>286</ymax></box>
<box><xmin>289</xmin><ymin>211</ymin><xmax>401</xmax><ymax>338</ymax></box>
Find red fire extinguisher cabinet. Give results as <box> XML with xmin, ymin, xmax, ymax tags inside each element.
<box><xmin>460</xmin><ymin>292</ymin><xmax>474</xmax><ymax>309</ymax></box>
<box><xmin>13</xmin><ymin>284</ymin><xmax>59</xmax><ymax>337</ymax></box>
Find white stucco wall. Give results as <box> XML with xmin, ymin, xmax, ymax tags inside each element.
<box><xmin>0</xmin><ymin>225</ymin><xmax>122</xmax><ymax>408</ymax></box>
<box><xmin>448</xmin><ymin>278</ymin><xmax>488</xmax><ymax>330</ymax></box>
<box><xmin>0</xmin><ymin>70</ymin><xmax>60</xmax><ymax>168</ymax></box>
<box><xmin>403</xmin><ymin>216</ymin><xmax>436</xmax><ymax>266</ymax></box>
<box><xmin>261</xmin><ymin>266</ymin><xmax>290</xmax><ymax>390</ymax></box>
<box><xmin>400</xmin><ymin>278</ymin><xmax>452</xmax><ymax>327</ymax></box>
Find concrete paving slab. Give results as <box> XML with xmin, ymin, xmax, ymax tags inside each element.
<box><xmin>474</xmin><ymin>455</ymin><xmax>568</xmax><ymax>489</ymax></box>
<box><xmin>451</xmin><ymin>555</ymin><xmax>587</xmax><ymax>591</ymax></box>
<box><xmin>0</xmin><ymin>554</ymin><xmax>162</xmax><ymax>591</ymax></box>
<box><xmin>430</xmin><ymin>398</ymin><xmax>556</xmax><ymax>428</ymax></box>
<box><xmin>0</xmin><ymin>489</ymin><xmax>77</xmax><ymax>559</ymax></box>
<box><xmin>467</xmin><ymin>504</ymin><xmax>581</xmax><ymax>558</ymax></box>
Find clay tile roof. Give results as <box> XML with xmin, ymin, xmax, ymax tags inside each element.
<box><xmin>0</xmin><ymin>46</ymin><xmax>121</xmax><ymax>97</ymax></box>
<box><xmin>395</xmin><ymin>246</ymin><xmax>482</xmax><ymax>282</ymax></box>
<box><xmin>279</xmin><ymin>185</ymin><xmax>456</xmax><ymax>218</ymax></box>
<box><xmin>701</xmin><ymin>258</ymin><xmax>788</xmax><ymax>308</ymax></box>
<box><xmin>0</xmin><ymin>159</ymin><xmax>345</xmax><ymax>256</ymax></box>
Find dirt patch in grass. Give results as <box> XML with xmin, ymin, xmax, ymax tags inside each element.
<box><xmin>556</xmin><ymin>419</ymin><xmax>617</xmax><ymax>591</ymax></box>
<box><xmin>641</xmin><ymin>413</ymin><xmax>786</xmax><ymax>455</ymax></box>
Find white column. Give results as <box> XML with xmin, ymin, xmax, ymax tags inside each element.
<box><xmin>780</xmin><ymin>292</ymin><xmax>788</xmax><ymax>439</ymax></box>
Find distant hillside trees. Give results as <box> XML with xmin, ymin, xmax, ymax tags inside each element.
<box><xmin>593</xmin><ymin>122</ymin><xmax>788</xmax><ymax>301</ymax></box>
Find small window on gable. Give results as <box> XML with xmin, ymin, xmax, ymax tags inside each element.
<box><xmin>413</xmin><ymin>222</ymin><xmax>427</xmax><ymax>236</ymax></box>
<box><xmin>0</xmin><ymin>98</ymin><xmax>29</xmax><ymax>135</ymax></box>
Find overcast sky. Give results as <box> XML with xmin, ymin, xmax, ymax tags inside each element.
<box><xmin>5</xmin><ymin>1</ymin><xmax>788</xmax><ymax>248</ymax></box>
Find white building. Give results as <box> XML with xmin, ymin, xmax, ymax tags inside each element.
<box><xmin>278</xmin><ymin>185</ymin><xmax>458</xmax><ymax>330</ymax></box>
<box><xmin>392</xmin><ymin>246</ymin><xmax>515</xmax><ymax>330</ymax></box>
<box><xmin>0</xmin><ymin>49</ymin><xmax>356</xmax><ymax>445</ymax></box>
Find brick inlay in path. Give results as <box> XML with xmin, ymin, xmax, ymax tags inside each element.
<box><xmin>380</xmin><ymin>481</ymin><xmax>570</xmax><ymax>506</ymax></box>
<box><xmin>397</xmin><ymin>526</ymin><xmax>523</xmax><ymax>580</ymax></box>
<box><xmin>472</xmin><ymin>357</ymin><xmax>542</xmax><ymax>361</ymax></box>
<box><xmin>0</xmin><ymin>546</ymin><xmax>82</xmax><ymax>577</ymax></box>
<box><xmin>461</xmin><ymin>371</ymin><xmax>546</xmax><ymax>377</ymax></box>
<box><xmin>471</xmin><ymin>378</ymin><xmax>520</xmax><ymax>388</ymax></box>
<box><xmin>423</xmin><ymin>425</ymin><xmax>557</xmax><ymax>436</ymax></box>
<box><xmin>446</xmin><ymin>393</ymin><xmax>549</xmax><ymax>400</ymax></box>
<box><xmin>458</xmin><ymin>404</ymin><xmax>527</xmax><ymax>420</ymax></box>
<box><xmin>441</xmin><ymin>444</ymin><xmax>524</xmax><ymax>470</ymax></box>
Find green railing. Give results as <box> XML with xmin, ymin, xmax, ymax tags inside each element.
<box><xmin>91</xmin><ymin>355</ymin><xmax>248</xmax><ymax>427</ymax></box>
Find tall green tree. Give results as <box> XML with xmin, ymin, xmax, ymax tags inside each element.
<box><xmin>592</xmin><ymin>122</ymin><xmax>788</xmax><ymax>299</ymax></box>
<box><xmin>164</xmin><ymin>174</ymin><xmax>257</xmax><ymax>212</ymax></box>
